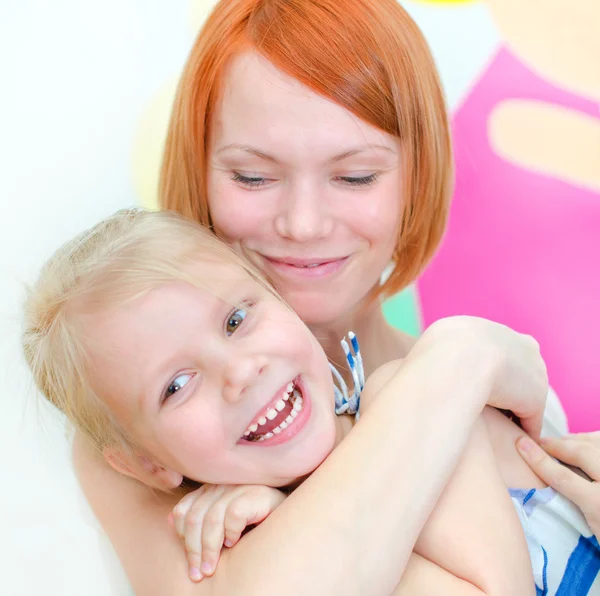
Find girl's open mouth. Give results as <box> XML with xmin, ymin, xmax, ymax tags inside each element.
<box><xmin>240</xmin><ymin>379</ymin><xmax>305</xmax><ymax>442</ymax></box>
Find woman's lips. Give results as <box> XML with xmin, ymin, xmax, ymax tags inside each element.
<box><xmin>261</xmin><ymin>255</ymin><xmax>350</xmax><ymax>279</ymax></box>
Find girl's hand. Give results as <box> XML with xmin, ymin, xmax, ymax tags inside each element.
<box><xmin>170</xmin><ymin>484</ymin><xmax>286</xmax><ymax>582</ymax></box>
<box><xmin>411</xmin><ymin>317</ymin><xmax>549</xmax><ymax>439</ymax></box>
<box><xmin>517</xmin><ymin>433</ymin><xmax>600</xmax><ymax>537</ymax></box>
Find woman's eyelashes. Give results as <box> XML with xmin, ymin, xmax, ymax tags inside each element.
<box><xmin>335</xmin><ymin>173</ymin><xmax>379</xmax><ymax>187</ymax></box>
<box><xmin>231</xmin><ymin>172</ymin><xmax>272</xmax><ymax>188</ymax></box>
<box><xmin>230</xmin><ymin>171</ymin><xmax>380</xmax><ymax>189</ymax></box>
<box><xmin>162</xmin><ymin>372</ymin><xmax>196</xmax><ymax>404</ymax></box>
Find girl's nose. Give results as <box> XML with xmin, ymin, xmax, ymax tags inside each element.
<box><xmin>221</xmin><ymin>354</ymin><xmax>268</xmax><ymax>403</ymax></box>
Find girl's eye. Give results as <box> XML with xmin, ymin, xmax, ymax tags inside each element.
<box><xmin>335</xmin><ymin>173</ymin><xmax>379</xmax><ymax>187</ymax></box>
<box><xmin>225</xmin><ymin>306</ymin><xmax>248</xmax><ymax>336</ymax></box>
<box><xmin>163</xmin><ymin>373</ymin><xmax>195</xmax><ymax>402</ymax></box>
<box><xmin>231</xmin><ymin>172</ymin><xmax>271</xmax><ymax>188</ymax></box>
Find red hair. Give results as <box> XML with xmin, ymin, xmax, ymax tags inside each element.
<box><xmin>160</xmin><ymin>0</ymin><xmax>453</xmax><ymax>298</ymax></box>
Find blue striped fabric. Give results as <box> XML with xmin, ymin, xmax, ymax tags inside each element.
<box><xmin>510</xmin><ymin>488</ymin><xmax>600</xmax><ymax>595</ymax></box>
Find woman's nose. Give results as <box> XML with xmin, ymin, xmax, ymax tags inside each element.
<box><xmin>275</xmin><ymin>182</ymin><xmax>333</xmax><ymax>242</ymax></box>
<box><xmin>221</xmin><ymin>354</ymin><xmax>268</xmax><ymax>403</ymax></box>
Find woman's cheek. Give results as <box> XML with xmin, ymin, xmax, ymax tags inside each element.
<box><xmin>211</xmin><ymin>186</ymin><xmax>270</xmax><ymax>242</ymax></box>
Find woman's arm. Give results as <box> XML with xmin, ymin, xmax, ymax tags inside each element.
<box><xmin>74</xmin><ymin>317</ymin><xmax>547</xmax><ymax>596</ymax></box>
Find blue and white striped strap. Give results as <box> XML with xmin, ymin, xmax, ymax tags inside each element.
<box><xmin>330</xmin><ymin>331</ymin><xmax>364</xmax><ymax>419</ymax></box>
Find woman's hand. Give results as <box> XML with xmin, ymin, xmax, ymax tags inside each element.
<box><xmin>517</xmin><ymin>433</ymin><xmax>600</xmax><ymax>536</ymax></box>
<box><xmin>411</xmin><ymin>317</ymin><xmax>548</xmax><ymax>439</ymax></box>
<box><xmin>170</xmin><ymin>484</ymin><xmax>286</xmax><ymax>582</ymax></box>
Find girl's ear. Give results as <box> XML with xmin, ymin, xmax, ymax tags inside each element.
<box><xmin>103</xmin><ymin>447</ymin><xmax>183</xmax><ymax>489</ymax></box>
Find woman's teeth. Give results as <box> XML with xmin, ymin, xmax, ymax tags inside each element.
<box><xmin>242</xmin><ymin>382</ymin><xmax>304</xmax><ymax>442</ymax></box>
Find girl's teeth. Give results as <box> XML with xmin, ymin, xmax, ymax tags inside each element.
<box><xmin>243</xmin><ymin>382</ymin><xmax>304</xmax><ymax>441</ymax></box>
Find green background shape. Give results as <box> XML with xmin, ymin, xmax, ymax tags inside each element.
<box><xmin>382</xmin><ymin>285</ymin><xmax>422</xmax><ymax>337</ymax></box>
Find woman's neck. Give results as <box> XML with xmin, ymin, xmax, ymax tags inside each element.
<box><xmin>309</xmin><ymin>297</ymin><xmax>417</xmax><ymax>379</ymax></box>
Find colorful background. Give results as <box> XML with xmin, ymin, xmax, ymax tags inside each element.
<box><xmin>2</xmin><ymin>1</ymin><xmax>598</xmax><ymax>594</ymax></box>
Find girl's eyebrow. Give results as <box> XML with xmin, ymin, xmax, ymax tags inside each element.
<box><xmin>215</xmin><ymin>143</ymin><xmax>396</xmax><ymax>165</ymax></box>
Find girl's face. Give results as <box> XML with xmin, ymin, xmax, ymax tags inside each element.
<box><xmin>207</xmin><ymin>52</ymin><xmax>405</xmax><ymax>327</ymax></box>
<box><xmin>82</xmin><ymin>259</ymin><xmax>338</xmax><ymax>486</ymax></box>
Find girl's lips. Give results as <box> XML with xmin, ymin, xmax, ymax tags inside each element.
<box><xmin>261</xmin><ymin>256</ymin><xmax>349</xmax><ymax>279</ymax></box>
<box><xmin>244</xmin><ymin>378</ymin><xmax>296</xmax><ymax>431</ymax></box>
<box><xmin>239</xmin><ymin>377</ymin><xmax>312</xmax><ymax>448</ymax></box>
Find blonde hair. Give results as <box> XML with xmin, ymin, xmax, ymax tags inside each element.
<box><xmin>160</xmin><ymin>0</ymin><xmax>453</xmax><ymax>301</ymax></box>
<box><xmin>23</xmin><ymin>208</ymin><xmax>273</xmax><ymax>483</ymax></box>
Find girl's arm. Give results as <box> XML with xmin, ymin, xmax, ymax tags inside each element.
<box><xmin>73</xmin><ymin>317</ymin><xmax>547</xmax><ymax>596</ymax></box>
<box><xmin>360</xmin><ymin>356</ymin><xmax>535</xmax><ymax>595</ymax></box>
<box><xmin>412</xmin><ymin>415</ymin><xmax>535</xmax><ymax>595</ymax></box>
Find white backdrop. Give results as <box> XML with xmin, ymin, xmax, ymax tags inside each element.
<box><xmin>0</xmin><ymin>1</ymin><xmax>500</xmax><ymax>593</ymax></box>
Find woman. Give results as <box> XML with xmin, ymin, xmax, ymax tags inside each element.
<box><xmin>71</xmin><ymin>0</ymin><xmax>591</xmax><ymax>593</ymax></box>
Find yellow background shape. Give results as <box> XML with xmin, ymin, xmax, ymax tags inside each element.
<box><xmin>408</xmin><ymin>1</ymin><xmax>476</xmax><ymax>4</ymax></box>
<box><xmin>133</xmin><ymin>0</ymin><xmax>219</xmax><ymax>210</ymax></box>
<box><xmin>190</xmin><ymin>0</ymin><xmax>219</xmax><ymax>33</ymax></box>
<box><xmin>131</xmin><ymin>79</ymin><xmax>178</xmax><ymax>210</ymax></box>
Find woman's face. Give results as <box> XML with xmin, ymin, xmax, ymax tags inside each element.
<box><xmin>207</xmin><ymin>52</ymin><xmax>405</xmax><ymax>327</ymax></box>
<box><xmin>82</xmin><ymin>259</ymin><xmax>338</xmax><ymax>487</ymax></box>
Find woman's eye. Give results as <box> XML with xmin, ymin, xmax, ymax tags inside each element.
<box><xmin>335</xmin><ymin>173</ymin><xmax>379</xmax><ymax>187</ymax></box>
<box><xmin>164</xmin><ymin>373</ymin><xmax>195</xmax><ymax>402</ymax></box>
<box><xmin>225</xmin><ymin>306</ymin><xmax>248</xmax><ymax>336</ymax></box>
<box><xmin>231</xmin><ymin>172</ymin><xmax>271</xmax><ymax>188</ymax></box>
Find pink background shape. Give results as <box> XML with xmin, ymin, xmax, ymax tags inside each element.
<box><xmin>418</xmin><ymin>48</ymin><xmax>600</xmax><ymax>432</ymax></box>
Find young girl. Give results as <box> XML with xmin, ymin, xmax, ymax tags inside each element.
<box><xmin>24</xmin><ymin>209</ymin><xmax>598</xmax><ymax>595</ymax></box>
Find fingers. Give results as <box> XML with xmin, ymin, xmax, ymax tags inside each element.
<box><xmin>172</xmin><ymin>485</ymin><xmax>225</xmax><ymax>581</ymax></box>
<box><xmin>222</xmin><ymin>495</ymin><xmax>255</xmax><ymax>548</ymax></box>
<box><xmin>516</xmin><ymin>436</ymin><xmax>593</xmax><ymax>507</ymax></box>
<box><xmin>171</xmin><ymin>485</ymin><xmax>287</xmax><ymax>582</ymax></box>
<box><xmin>568</xmin><ymin>431</ymin><xmax>600</xmax><ymax>447</ymax></box>
<box><xmin>519</xmin><ymin>414</ymin><xmax>543</xmax><ymax>443</ymax></box>
<box><xmin>540</xmin><ymin>436</ymin><xmax>600</xmax><ymax>481</ymax></box>
<box><xmin>199</xmin><ymin>493</ymin><xmax>239</xmax><ymax>575</ymax></box>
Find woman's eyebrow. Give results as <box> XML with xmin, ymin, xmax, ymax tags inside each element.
<box><xmin>328</xmin><ymin>144</ymin><xmax>396</xmax><ymax>163</ymax></box>
<box><xmin>216</xmin><ymin>144</ymin><xmax>279</xmax><ymax>163</ymax></box>
<box><xmin>216</xmin><ymin>143</ymin><xmax>396</xmax><ymax>164</ymax></box>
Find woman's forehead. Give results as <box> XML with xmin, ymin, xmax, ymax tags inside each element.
<box><xmin>213</xmin><ymin>51</ymin><xmax>398</xmax><ymax>157</ymax></box>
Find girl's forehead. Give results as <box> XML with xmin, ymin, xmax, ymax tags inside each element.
<box><xmin>187</xmin><ymin>256</ymin><xmax>262</xmax><ymax>294</ymax></box>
